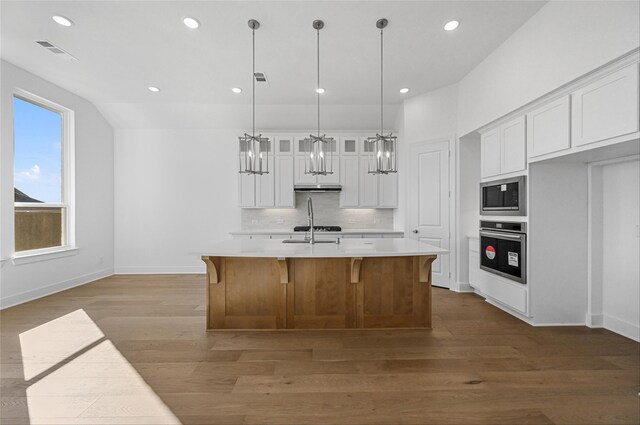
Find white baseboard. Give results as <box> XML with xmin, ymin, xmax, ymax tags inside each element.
<box><xmin>603</xmin><ymin>314</ymin><xmax>640</xmax><ymax>342</ymax></box>
<box><xmin>484</xmin><ymin>298</ymin><xmax>534</xmax><ymax>325</ymax></box>
<box><xmin>0</xmin><ymin>267</ymin><xmax>114</xmax><ymax>310</ymax></box>
<box><xmin>114</xmin><ymin>265</ymin><xmax>205</xmax><ymax>274</ymax></box>
<box><xmin>451</xmin><ymin>281</ymin><xmax>474</xmax><ymax>293</ymax></box>
<box><xmin>586</xmin><ymin>313</ymin><xmax>604</xmax><ymax>328</ymax></box>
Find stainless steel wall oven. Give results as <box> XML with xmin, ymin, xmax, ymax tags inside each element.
<box><xmin>479</xmin><ymin>220</ymin><xmax>526</xmax><ymax>284</ymax></box>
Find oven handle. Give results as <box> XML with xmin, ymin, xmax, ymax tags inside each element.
<box><xmin>479</xmin><ymin>230</ymin><xmax>525</xmax><ymax>241</ymax></box>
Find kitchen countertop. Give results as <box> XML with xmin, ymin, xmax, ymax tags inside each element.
<box><xmin>195</xmin><ymin>238</ymin><xmax>447</xmax><ymax>258</ymax></box>
<box><xmin>230</xmin><ymin>229</ymin><xmax>404</xmax><ymax>235</ymax></box>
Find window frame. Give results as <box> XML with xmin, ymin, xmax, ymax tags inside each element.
<box><xmin>13</xmin><ymin>89</ymin><xmax>76</xmax><ymax>260</ymax></box>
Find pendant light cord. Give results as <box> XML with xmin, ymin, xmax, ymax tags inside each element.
<box><xmin>252</xmin><ymin>27</ymin><xmax>256</xmax><ymax>138</ymax></box>
<box><xmin>380</xmin><ymin>27</ymin><xmax>384</xmax><ymax>135</ymax></box>
<box><xmin>317</xmin><ymin>28</ymin><xmax>320</xmax><ymax>137</ymax></box>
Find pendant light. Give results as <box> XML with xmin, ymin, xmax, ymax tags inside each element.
<box><xmin>366</xmin><ymin>18</ymin><xmax>397</xmax><ymax>175</ymax></box>
<box><xmin>239</xmin><ymin>19</ymin><xmax>270</xmax><ymax>175</ymax></box>
<box><xmin>304</xmin><ymin>20</ymin><xmax>334</xmax><ymax>176</ymax></box>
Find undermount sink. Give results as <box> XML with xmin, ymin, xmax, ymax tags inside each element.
<box><xmin>282</xmin><ymin>238</ymin><xmax>339</xmax><ymax>244</ymax></box>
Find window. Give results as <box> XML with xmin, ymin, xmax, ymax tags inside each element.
<box><xmin>13</xmin><ymin>91</ymin><xmax>74</xmax><ymax>254</ymax></box>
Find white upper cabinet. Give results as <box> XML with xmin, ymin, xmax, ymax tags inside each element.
<box><xmin>340</xmin><ymin>136</ymin><xmax>360</xmax><ymax>155</ymax></box>
<box><xmin>240</xmin><ymin>132</ymin><xmax>398</xmax><ymax>208</ymax></box>
<box><xmin>480</xmin><ymin>128</ymin><xmax>501</xmax><ymax>178</ymax></box>
<box><xmin>294</xmin><ymin>156</ymin><xmax>317</xmax><ymax>185</ymax></box>
<box><xmin>359</xmin><ymin>156</ymin><xmax>378</xmax><ymax>207</ymax></box>
<box><xmin>339</xmin><ymin>156</ymin><xmax>359</xmax><ymax>207</ymax></box>
<box><xmin>500</xmin><ymin>116</ymin><xmax>526</xmax><ymax>174</ymax></box>
<box><xmin>238</xmin><ymin>172</ymin><xmax>255</xmax><ymax>207</ymax></box>
<box><xmin>526</xmin><ymin>96</ymin><xmax>571</xmax><ymax>159</ymax></box>
<box><xmin>571</xmin><ymin>63</ymin><xmax>639</xmax><ymax>147</ymax></box>
<box><xmin>275</xmin><ymin>156</ymin><xmax>294</xmax><ymax>208</ymax></box>
<box><xmin>378</xmin><ymin>172</ymin><xmax>398</xmax><ymax>208</ymax></box>
<box><xmin>481</xmin><ymin>115</ymin><xmax>527</xmax><ymax>179</ymax></box>
<box><xmin>274</xmin><ymin>136</ymin><xmax>294</xmax><ymax>155</ymax></box>
<box><xmin>255</xmin><ymin>155</ymin><xmax>275</xmax><ymax>207</ymax></box>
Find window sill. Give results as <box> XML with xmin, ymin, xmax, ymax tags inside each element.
<box><xmin>12</xmin><ymin>247</ymin><xmax>79</xmax><ymax>265</ymax></box>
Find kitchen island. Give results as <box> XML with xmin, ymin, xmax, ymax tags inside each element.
<box><xmin>198</xmin><ymin>238</ymin><xmax>446</xmax><ymax>330</ymax></box>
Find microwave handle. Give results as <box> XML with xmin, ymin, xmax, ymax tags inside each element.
<box><xmin>479</xmin><ymin>230</ymin><xmax>524</xmax><ymax>241</ymax></box>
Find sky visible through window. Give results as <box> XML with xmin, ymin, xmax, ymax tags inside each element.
<box><xmin>14</xmin><ymin>96</ymin><xmax>62</xmax><ymax>204</ymax></box>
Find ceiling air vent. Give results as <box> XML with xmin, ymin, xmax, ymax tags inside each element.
<box><xmin>36</xmin><ymin>40</ymin><xmax>79</xmax><ymax>61</ymax></box>
<box><xmin>253</xmin><ymin>72</ymin><xmax>269</xmax><ymax>85</ymax></box>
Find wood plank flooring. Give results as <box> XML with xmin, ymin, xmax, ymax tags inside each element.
<box><xmin>1</xmin><ymin>274</ymin><xmax>638</xmax><ymax>425</ymax></box>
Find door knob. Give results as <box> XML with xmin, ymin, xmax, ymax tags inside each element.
<box><xmin>412</xmin><ymin>229</ymin><xmax>419</xmax><ymax>234</ymax></box>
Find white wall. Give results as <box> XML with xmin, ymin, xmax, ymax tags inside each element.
<box><xmin>0</xmin><ymin>61</ymin><xmax>114</xmax><ymax>308</ymax></box>
<box><xmin>396</xmin><ymin>83</ymin><xmax>458</xmax><ymax>230</ymax></box>
<box><xmin>529</xmin><ymin>162</ymin><xmax>589</xmax><ymax>325</ymax></box>
<box><xmin>456</xmin><ymin>134</ymin><xmax>481</xmax><ymax>289</ymax></box>
<box><xmin>114</xmin><ymin>128</ymin><xmax>240</xmax><ymax>273</ymax></box>
<box><xmin>458</xmin><ymin>1</ymin><xmax>640</xmax><ymax>136</ymax></box>
<box><xmin>602</xmin><ymin>159</ymin><xmax>640</xmax><ymax>340</ymax></box>
<box><xmin>396</xmin><ymin>84</ymin><xmax>459</xmax><ymax>286</ymax></box>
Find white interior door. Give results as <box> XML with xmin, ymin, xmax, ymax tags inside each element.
<box><xmin>409</xmin><ymin>140</ymin><xmax>450</xmax><ymax>288</ymax></box>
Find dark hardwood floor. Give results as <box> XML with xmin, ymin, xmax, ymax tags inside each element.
<box><xmin>1</xmin><ymin>274</ymin><xmax>638</xmax><ymax>424</ymax></box>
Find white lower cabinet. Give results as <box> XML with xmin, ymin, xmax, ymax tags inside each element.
<box><xmin>571</xmin><ymin>63</ymin><xmax>639</xmax><ymax>147</ymax></box>
<box><xmin>527</xmin><ymin>96</ymin><xmax>571</xmax><ymax>159</ymax></box>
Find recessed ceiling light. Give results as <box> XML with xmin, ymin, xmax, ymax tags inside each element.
<box><xmin>316</xmin><ymin>88</ymin><xmax>325</xmax><ymax>94</ymax></box>
<box><xmin>148</xmin><ymin>86</ymin><xmax>160</xmax><ymax>92</ymax></box>
<box><xmin>183</xmin><ymin>17</ymin><xmax>200</xmax><ymax>29</ymax></box>
<box><xmin>399</xmin><ymin>88</ymin><xmax>409</xmax><ymax>94</ymax></box>
<box><xmin>444</xmin><ymin>20</ymin><xmax>459</xmax><ymax>31</ymax></box>
<box><xmin>231</xmin><ymin>87</ymin><xmax>242</xmax><ymax>94</ymax></box>
<box><xmin>52</xmin><ymin>15</ymin><xmax>73</xmax><ymax>27</ymax></box>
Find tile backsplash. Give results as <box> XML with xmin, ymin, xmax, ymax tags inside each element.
<box><xmin>241</xmin><ymin>192</ymin><xmax>394</xmax><ymax>230</ymax></box>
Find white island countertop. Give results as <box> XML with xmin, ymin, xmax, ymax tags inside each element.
<box><xmin>230</xmin><ymin>229</ymin><xmax>404</xmax><ymax>236</ymax></box>
<box><xmin>196</xmin><ymin>238</ymin><xmax>447</xmax><ymax>258</ymax></box>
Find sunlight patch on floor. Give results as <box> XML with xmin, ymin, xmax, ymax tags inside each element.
<box><xmin>17</xmin><ymin>309</ymin><xmax>182</xmax><ymax>424</ymax></box>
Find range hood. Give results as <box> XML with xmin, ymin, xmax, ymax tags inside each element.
<box><xmin>294</xmin><ymin>184</ymin><xmax>342</xmax><ymax>192</ymax></box>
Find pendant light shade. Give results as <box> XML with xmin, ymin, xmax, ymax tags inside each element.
<box><xmin>239</xmin><ymin>19</ymin><xmax>270</xmax><ymax>175</ymax></box>
<box><xmin>304</xmin><ymin>20</ymin><xmax>335</xmax><ymax>176</ymax></box>
<box><xmin>367</xmin><ymin>18</ymin><xmax>397</xmax><ymax>175</ymax></box>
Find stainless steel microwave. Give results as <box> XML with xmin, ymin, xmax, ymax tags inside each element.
<box><xmin>480</xmin><ymin>176</ymin><xmax>526</xmax><ymax>216</ymax></box>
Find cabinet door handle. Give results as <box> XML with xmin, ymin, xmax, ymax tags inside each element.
<box><xmin>412</xmin><ymin>229</ymin><xmax>419</xmax><ymax>234</ymax></box>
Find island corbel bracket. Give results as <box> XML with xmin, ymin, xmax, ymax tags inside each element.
<box><xmin>202</xmin><ymin>256</ymin><xmax>219</xmax><ymax>284</ymax></box>
<box><xmin>419</xmin><ymin>255</ymin><xmax>437</xmax><ymax>284</ymax></box>
<box><xmin>277</xmin><ymin>257</ymin><xmax>289</xmax><ymax>284</ymax></box>
<box><xmin>350</xmin><ymin>257</ymin><xmax>363</xmax><ymax>283</ymax></box>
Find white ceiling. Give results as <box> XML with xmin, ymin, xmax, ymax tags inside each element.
<box><xmin>1</xmin><ymin>1</ymin><xmax>546</xmax><ymax>108</ymax></box>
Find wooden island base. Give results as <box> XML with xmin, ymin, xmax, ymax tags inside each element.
<box><xmin>201</xmin><ymin>255</ymin><xmax>437</xmax><ymax>330</ymax></box>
